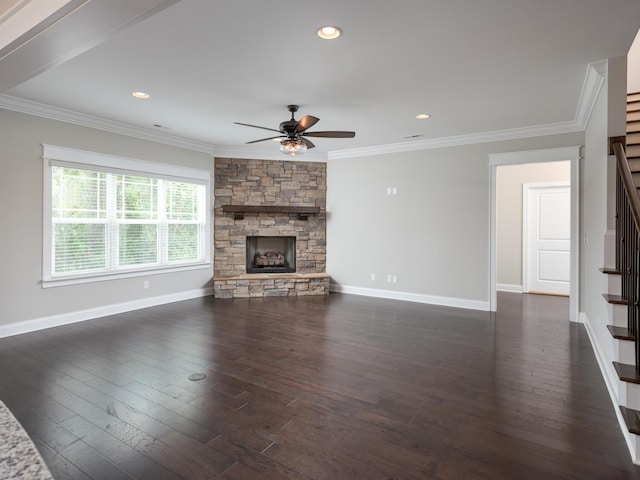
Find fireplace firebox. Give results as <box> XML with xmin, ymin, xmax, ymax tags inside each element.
<box><xmin>246</xmin><ymin>236</ymin><xmax>296</xmax><ymax>273</ymax></box>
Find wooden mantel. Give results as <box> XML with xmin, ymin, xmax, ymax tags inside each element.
<box><xmin>221</xmin><ymin>205</ymin><xmax>321</xmax><ymax>220</ymax></box>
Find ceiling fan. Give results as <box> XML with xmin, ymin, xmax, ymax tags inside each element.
<box><xmin>234</xmin><ymin>105</ymin><xmax>355</xmax><ymax>156</ymax></box>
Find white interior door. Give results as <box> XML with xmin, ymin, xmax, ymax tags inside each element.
<box><xmin>524</xmin><ymin>183</ymin><xmax>570</xmax><ymax>295</ymax></box>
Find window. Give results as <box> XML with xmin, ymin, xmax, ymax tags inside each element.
<box><xmin>43</xmin><ymin>145</ymin><xmax>210</xmax><ymax>287</ymax></box>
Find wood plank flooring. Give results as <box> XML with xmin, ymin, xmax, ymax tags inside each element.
<box><xmin>1</xmin><ymin>292</ymin><xmax>639</xmax><ymax>479</ymax></box>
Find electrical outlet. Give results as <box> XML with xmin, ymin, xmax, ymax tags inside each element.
<box><xmin>370</xmin><ymin>273</ymin><xmax>376</xmax><ymax>281</ymax></box>
<box><xmin>392</xmin><ymin>187</ymin><xmax>397</xmax><ymax>195</ymax></box>
<box><xmin>386</xmin><ymin>274</ymin><xmax>392</xmax><ymax>283</ymax></box>
<box><xmin>386</xmin><ymin>187</ymin><xmax>392</xmax><ymax>195</ymax></box>
<box><xmin>143</xmin><ymin>280</ymin><xmax>149</xmax><ymax>289</ymax></box>
<box><xmin>392</xmin><ymin>275</ymin><xmax>398</xmax><ymax>283</ymax></box>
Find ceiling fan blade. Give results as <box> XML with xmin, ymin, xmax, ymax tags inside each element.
<box><xmin>234</xmin><ymin>122</ymin><xmax>282</xmax><ymax>133</ymax></box>
<box><xmin>300</xmin><ymin>137</ymin><xmax>316</xmax><ymax>149</ymax></box>
<box><xmin>303</xmin><ymin>131</ymin><xmax>356</xmax><ymax>138</ymax></box>
<box><xmin>246</xmin><ymin>135</ymin><xmax>284</xmax><ymax>144</ymax></box>
<box><xmin>295</xmin><ymin>115</ymin><xmax>319</xmax><ymax>134</ymax></box>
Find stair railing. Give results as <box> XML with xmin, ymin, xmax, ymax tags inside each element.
<box><xmin>613</xmin><ymin>139</ymin><xmax>640</xmax><ymax>370</ymax></box>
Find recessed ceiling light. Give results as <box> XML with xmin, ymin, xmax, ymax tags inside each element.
<box><xmin>317</xmin><ymin>25</ymin><xmax>342</xmax><ymax>40</ymax></box>
<box><xmin>416</xmin><ymin>113</ymin><xmax>431</xmax><ymax>120</ymax></box>
<box><xmin>132</xmin><ymin>91</ymin><xmax>150</xmax><ymax>99</ymax></box>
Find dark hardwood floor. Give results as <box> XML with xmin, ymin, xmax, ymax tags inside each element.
<box><xmin>1</xmin><ymin>291</ymin><xmax>639</xmax><ymax>479</ymax></box>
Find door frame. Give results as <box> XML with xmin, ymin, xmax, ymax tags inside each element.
<box><xmin>522</xmin><ymin>181</ymin><xmax>571</xmax><ymax>295</ymax></box>
<box><xmin>489</xmin><ymin>146</ymin><xmax>581</xmax><ymax>321</ymax></box>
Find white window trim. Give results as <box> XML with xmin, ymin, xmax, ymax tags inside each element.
<box><xmin>42</xmin><ymin>144</ymin><xmax>211</xmax><ymax>288</ymax></box>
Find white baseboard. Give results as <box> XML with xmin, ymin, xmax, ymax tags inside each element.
<box><xmin>581</xmin><ymin>312</ymin><xmax>619</xmax><ymax>404</ymax></box>
<box><xmin>496</xmin><ymin>283</ymin><xmax>523</xmax><ymax>293</ymax></box>
<box><xmin>581</xmin><ymin>311</ymin><xmax>639</xmax><ymax>465</ymax></box>
<box><xmin>0</xmin><ymin>288</ymin><xmax>213</xmax><ymax>339</ymax></box>
<box><xmin>330</xmin><ymin>284</ymin><xmax>490</xmax><ymax>311</ymax></box>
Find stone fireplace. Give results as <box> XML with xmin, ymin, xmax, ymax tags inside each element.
<box><xmin>213</xmin><ymin>158</ymin><xmax>329</xmax><ymax>298</ymax></box>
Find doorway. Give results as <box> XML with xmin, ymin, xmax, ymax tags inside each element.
<box><xmin>489</xmin><ymin>146</ymin><xmax>581</xmax><ymax>321</ymax></box>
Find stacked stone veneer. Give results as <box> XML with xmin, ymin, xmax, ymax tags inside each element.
<box><xmin>213</xmin><ymin>158</ymin><xmax>329</xmax><ymax>298</ymax></box>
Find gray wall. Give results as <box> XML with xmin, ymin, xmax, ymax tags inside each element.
<box><xmin>496</xmin><ymin>161</ymin><xmax>571</xmax><ymax>291</ymax></box>
<box><xmin>0</xmin><ymin>108</ymin><xmax>213</xmax><ymax>326</ymax></box>
<box><xmin>326</xmin><ymin>132</ymin><xmax>583</xmax><ymax>307</ymax></box>
<box><xmin>0</xmin><ymin>98</ymin><xmax>604</xmax><ymax>326</ymax></box>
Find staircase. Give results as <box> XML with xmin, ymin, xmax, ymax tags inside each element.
<box><xmin>604</xmin><ymin>92</ymin><xmax>640</xmax><ymax>458</ymax></box>
<box><xmin>629</xmin><ymin>93</ymin><xmax>640</xmax><ymax>181</ymax></box>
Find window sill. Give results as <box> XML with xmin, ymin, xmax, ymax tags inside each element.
<box><xmin>42</xmin><ymin>262</ymin><xmax>212</xmax><ymax>288</ymax></box>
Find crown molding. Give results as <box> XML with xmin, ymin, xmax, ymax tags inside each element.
<box><xmin>213</xmin><ymin>145</ymin><xmax>327</xmax><ymax>162</ymax></box>
<box><xmin>0</xmin><ymin>61</ymin><xmax>608</xmax><ymax>161</ymax></box>
<box><xmin>575</xmin><ymin>60</ymin><xmax>608</xmax><ymax>129</ymax></box>
<box><xmin>327</xmin><ymin>120</ymin><xmax>583</xmax><ymax>160</ymax></box>
<box><xmin>0</xmin><ymin>94</ymin><xmax>215</xmax><ymax>154</ymax></box>
<box><xmin>0</xmin><ymin>94</ymin><xmax>327</xmax><ymax>160</ymax></box>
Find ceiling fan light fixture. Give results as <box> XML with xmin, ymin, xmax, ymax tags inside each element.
<box><xmin>317</xmin><ymin>25</ymin><xmax>341</xmax><ymax>40</ymax></box>
<box><xmin>280</xmin><ymin>139</ymin><xmax>307</xmax><ymax>156</ymax></box>
<box><xmin>416</xmin><ymin>113</ymin><xmax>431</xmax><ymax>119</ymax></box>
<box><xmin>236</xmin><ymin>105</ymin><xmax>354</xmax><ymax>152</ymax></box>
<box><xmin>132</xmin><ymin>91</ymin><xmax>150</xmax><ymax>99</ymax></box>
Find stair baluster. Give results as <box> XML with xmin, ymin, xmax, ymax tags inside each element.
<box><xmin>617</xmin><ymin>170</ymin><xmax>622</xmax><ymax>274</ymax></box>
<box><xmin>613</xmin><ymin>139</ymin><xmax>640</xmax><ymax>372</ymax></box>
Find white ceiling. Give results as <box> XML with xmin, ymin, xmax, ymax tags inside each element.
<box><xmin>1</xmin><ymin>0</ymin><xmax>639</xmax><ymax>160</ymax></box>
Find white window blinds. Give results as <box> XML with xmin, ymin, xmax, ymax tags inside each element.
<box><xmin>43</xmin><ymin>145</ymin><xmax>210</xmax><ymax>286</ymax></box>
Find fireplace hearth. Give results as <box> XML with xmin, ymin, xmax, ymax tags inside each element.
<box><xmin>246</xmin><ymin>236</ymin><xmax>296</xmax><ymax>273</ymax></box>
